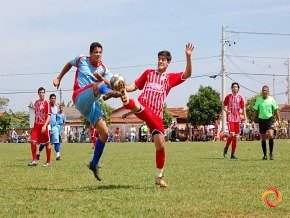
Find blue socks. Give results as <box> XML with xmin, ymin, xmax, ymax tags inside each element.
<box><xmin>54</xmin><ymin>143</ymin><xmax>60</xmax><ymax>152</ymax></box>
<box><xmin>91</xmin><ymin>138</ymin><xmax>105</xmax><ymax>167</ymax></box>
<box><xmin>99</xmin><ymin>84</ymin><xmax>110</xmax><ymax>94</ymax></box>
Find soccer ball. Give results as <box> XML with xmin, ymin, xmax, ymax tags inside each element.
<box><xmin>110</xmin><ymin>74</ymin><xmax>125</xmax><ymax>90</ymax></box>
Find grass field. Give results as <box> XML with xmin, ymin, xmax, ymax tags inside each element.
<box><xmin>0</xmin><ymin>140</ymin><xmax>289</xmax><ymax>217</ymax></box>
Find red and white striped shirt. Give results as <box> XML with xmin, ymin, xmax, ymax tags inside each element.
<box><xmin>34</xmin><ymin>99</ymin><xmax>51</xmax><ymax>125</ymax></box>
<box><xmin>223</xmin><ymin>93</ymin><xmax>245</xmax><ymax>122</ymax></box>
<box><xmin>135</xmin><ymin>69</ymin><xmax>184</xmax><ymax>118</ymax></box>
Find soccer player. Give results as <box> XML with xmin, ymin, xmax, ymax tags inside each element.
<box><xmin>37</xmin><ymin>94</ymin><xmax>59</xmax><ymax>163</ymax></box>
<box><xmin>113</xmin><ymin>43</ymin><xmax>194</xmax><ymax>187</ymax></box>
<box><xmin>28</xmin><ymin>87</ymin><xmax>51</xmax><ymax>167</ymax></box>
<box><xmin>223</xmin><ymin>82</ymin><xmax>247</xmax><ymax>159</ymax></box>
<box><xmin>253</xmin><ymin>85</ymin><xmax>280</xmax><ymax>160</ymax></box>
<box><xmin>53</xmin><ymin>42</ymin><xmax>121</xmax><ymax>181</ymax></box>
<box><xmin>56</xmin><ymin>104</ymin><xmax>66</xmax><ymax>160</ymax></box>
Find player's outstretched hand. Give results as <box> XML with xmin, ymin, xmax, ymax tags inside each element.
<box><xmin>185</xmin><ymin>43</ymin><xmax>194</xmax><ymax>56</ymax></box>
<box><xmin>53</xmin><ymin>78</ymin><xmax>60</xmax><ymax>89</ymax></box>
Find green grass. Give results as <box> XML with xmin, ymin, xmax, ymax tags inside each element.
<box><xmin>0</xmin><ymin>140</ymin><xmax>289</xmax><ymax>217</ymax></box>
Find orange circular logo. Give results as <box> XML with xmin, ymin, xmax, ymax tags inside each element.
<box><xmin>261</xmin><ymin>187</ymin><xmax>283</xmax><ymax>208</ymax></box>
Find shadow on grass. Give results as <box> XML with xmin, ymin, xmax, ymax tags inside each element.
<box><xmin>199</xmin><ymin>157</ymin><xmax>267</xmax><ymax>162</ymax></box>
<box><xmin>24</xmin><ymin>184</ymin><xmax>144</xmax><ymax>192</ymax></box>
<box><xmin>198</xmin><ymin>157</ymin><xmax>226</xmax><ymax>160</ymax></box>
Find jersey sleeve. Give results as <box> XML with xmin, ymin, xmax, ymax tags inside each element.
<box><xmin>223</xmin><ymin>95</ymin><xmax>229</xmax><ymax>106</ymax></box>
<box><xmin>135</xmin><ymin>69</ymin><xmax>151</xmax><ymax>90</ymax></box>
<box><xmin>168</xmin><ymin>72</ymin><xmax>184</xmax><ymax>88</ymax></box>
<box><xmin>69</xmin><ymin>55</ymin><xmax>83</xmax><ymax>67</ymax></box>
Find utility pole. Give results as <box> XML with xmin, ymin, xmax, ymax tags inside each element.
<box><xmin>287</xmin><ymin>59</ymin><xmax>290</xmax><ymax>104</ymax></box>
<box><xmin>221</xmin><ymin>26</ymin><xmax>226</xmax><ymax>132</ymax></box>
<box><xmin>59</xmin><ymin>88</ymin><xmax>62</xmax><ymax>105</ymax></box>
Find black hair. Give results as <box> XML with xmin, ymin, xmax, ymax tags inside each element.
<box><xmin>38</xmin><ymin>87</ymin><xmax>45</xmax><ymax>93</ymax></box>
<box><xmin>90</xmin><ymin>42</ymin><xmax>103</xmax><ymax>53</ymax></box>
<box><xmin>231</xmin><ymin>82</ymin><xmax>240</xmax><ymax>89</ymax></box>
<box><xmin>50</xmin><ymin>93</ymin><xmax>56</xmax><ymax>99</ymax></box>
<box><xmin>158</xmin><ymin>50</ymin><xmax>172</xmax><ymax>62</ymax></box>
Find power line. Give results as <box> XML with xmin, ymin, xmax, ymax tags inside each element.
<box><xmin>226</xmin><ymin>30</ymin><xmax>290</xmax><ymax>36</ymax></box>
<box><xmin>0</xmin><ymin>55</ymin><xmax>220</xmax><ymax>77</ymax></box>
<box><xmin>0</xmin><ymin>89</ymin><xmax>72</xmax><ymax>95</ymax></box>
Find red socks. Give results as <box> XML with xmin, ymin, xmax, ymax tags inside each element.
<box><xmin>232</xmin><ymin>138</ymin><xmax>237</xmax><ymax>153</ymax></box>
<box><xmin>225</xmin><ymin>137</ymin><xmax>232</xmax><ymax>149</ymax></box>
<box><xmin>46</xmin><ymin>146</ymin><xmax>51</xmax><ymax>163</ymax></box>
<box><xmin>124</xmin><ymin>99</ymin><xmax>135</xmax><ymax>110</ymax></box>
<box><xmin>31</xmin><ymin>143</ymin><xmax>37</xmax><ymax>160</ymax></box>
<box><xmin>156</xmin><ymin>149</ymin><xmax>165</xmax><ymax>169</ymax></box>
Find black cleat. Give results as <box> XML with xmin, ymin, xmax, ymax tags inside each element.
<box><xmin>230</xmin><ymin>153</ymin><xmax>238</xmax><ymax>159</ymax></box>
<box><xmin>87</xmin><ymin>162</ymin><xmax>102</xmax><ymax>181</ymax></box>
<box><xmin>223</xmin><ymin>148</ymin><xmax>228</xmax><ymax>157</ymax></box>
<box><xmin>36</xmin><ymin>154</ymin><xmax>40</xmax><ymax>160</ymax></box>
<box><xmin>56</xmin><ymin>156</ymin><xmax>61</xmax><ymax>161</ymax></box>
<box><xmin>28</xmin><ymin>161</ymin><xmax>38</xmax><ymax>166</ymax></box>
<box><xmin>269</xmin><ymin>154</ymin><xmax>274</xmax><ymax>160</ymax></box>
<box><xmin>262</xmin><ymin>156</ymin><xmax>267</xmax><ymax>160</ymax></box>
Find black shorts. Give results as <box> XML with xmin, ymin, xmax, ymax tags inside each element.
<box><xmin>258</xmin><ymin>117</ymin><xmax>274</xmax><ymax>134</ymax></box>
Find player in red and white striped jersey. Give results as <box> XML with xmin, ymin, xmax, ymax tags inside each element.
<box><xmin>28</xmin><ymin>87</ymin><xmax>52</xmax><ymax>166</ymax></box>
<box><xmin>223</xmin><ymin>82</ymin><xmax>247</xmax><ymax>159</ymax></box>
<box><xmin>116</xmin><ymin>43</ymin><xmax>194</xmax><ymax>187</ymax></box>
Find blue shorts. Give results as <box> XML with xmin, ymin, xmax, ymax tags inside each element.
<box><xmin>50</xmin><ymin>131</ymin><xmax>60</xmax><ymax>144</ymax></box>
<box><xmin>74</xmin><ymin>87</ymin><xmax>104</xmax><ymax>125</ymax></box>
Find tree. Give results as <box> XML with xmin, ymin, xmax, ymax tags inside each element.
<box><xmin>163</xmin><ymin>103</ymin><xmax>172</xmax><ymax>128</ymax></box>
<box><xmin>0</xmin><ymin>97</ymin><xmax>9</xmax><ymax>111</ymax></box>
<box><xmin>0</xmin><ymin>112</ymin><xmax>11</xmax><ymax>132</ymax></box>
<box><xmin>246</xmin><ymin>94</ymin><xmax>260</xmax><ymax>122</ymax></box>
<box><xmin>187</xmin><ymin>86</ymin><xmax>221</xmax><ymax>125</ymax></box>
<box><xmin>9</xmin><ymin>111</ymin><xmax>29</xmax><ymax>129</ymax></box>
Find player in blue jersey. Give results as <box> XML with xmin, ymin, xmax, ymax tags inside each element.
<box><xmin>37</xmin><ymin>93</ymin><xmax>59</xmax><ymax>166</ymax></box>
<box><xmin>53</xmin><ymin>42</ymin><xmax>121</xmax><ymax>181</ymax></box>
<box><xmin>55</xmin><ymin>104</ymin><xmax>66</xmax><ymax>160</ymax></box>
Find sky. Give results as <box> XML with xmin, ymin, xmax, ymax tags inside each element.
<box><xmin>1</xmin><ymin>0</ymin><xmax>290</xmax><ymax>112</ymax></box>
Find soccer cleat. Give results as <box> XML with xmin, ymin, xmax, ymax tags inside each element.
<box><xmin>28</xmin><ymin>161</ymin><xmax>38</xmax><ymax>166</ymax></box>
<box><xmin>223</xmin><ymin>148</ymin><xmax>228</xmax><ymax>157</ymax></box>
<box><xmin>56</xmin><ymin>156</ymin><xmax>61</xmax><ymax>161</ymax></box>
<box><xmin>102</xmin><ymin>90</ymin><xmax>122</xmax><ymax>101</ymax></box>
<box><xmin>116</xmin><ymin>80</ymin><xmax>128</xmax><ymax>103</ymax></box>
<box><xmin>230</xmin><ymin>153</ymin><xmax>238</xmax><ymax>159</ymax></box>
<box><xmin>262</xmin><ymin>156</ymin><xmax>267</xmax><ymax>160</ymax></box>
<box><xmin>87</xmin><ymin>162</ymin><xmax>102</xmax><ymax>181</ymax></box>
<box><xmin>155</xmin><ymin>177</ymin><xmax>168</xmax><ymax>188</ymax></box>
<box><xmin>43</xmin><ymin>163</ymin><xmax>51</xmax><ymax>167</ymax></box>
<box><xmin>269</xmin><ymin>154</ymin><xmax>274</xmax><ymax>160</ymax></box>
<box><xmin>36</xmin><ymin>154</ymin><xmax>40</xmax><ymax>160</ymax></box>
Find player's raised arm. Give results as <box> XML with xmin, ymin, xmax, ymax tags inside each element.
<box><xmin>182</xmin><ymin>43</ymin><xmax>194</xmax><ymax>80</ymax></box>
<box><xmin>53</xmin><ymin>62</ymin><xmax>73</xmax><ymax>89</ymax></box>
